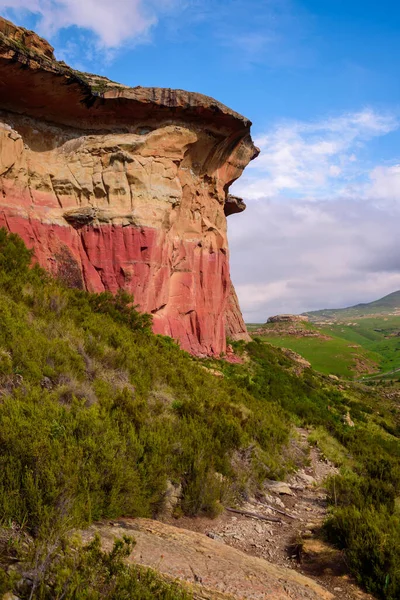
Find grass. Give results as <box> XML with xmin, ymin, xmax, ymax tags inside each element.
<box><xmin>252</xmin><ymin>322</ymin><xmax>380</xmax><ymax>378</ymax></box>
<box><xmin>249</xmin><ymin>315</ymin><xmax>400</xmax><ymax>379</ymax></box>
<box><xmin>325</xmin><ymin>316</ymin><xmax>400</xmax><ymax>374</ymax></box>
<box><xmin>308</xmin><ymin>427</ymin><xmax>353</xmax><ymax>469</ymax></box>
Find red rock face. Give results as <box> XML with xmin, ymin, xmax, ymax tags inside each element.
<box><xmin>225</xmin><ymin>284</ymin><xmax>251</xmax><ymax>344</ymax></box>
<box><xmin>0</xmin><ymin>17</ymin><xmax>256</xmax><ymax>356</ymax></box>
<box><xmin>0</xmin><ymin>207</ymin><xmax>230</xmax><ymax>355</ymax></box>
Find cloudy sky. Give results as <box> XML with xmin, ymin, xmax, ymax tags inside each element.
<box><xmin>2</xmin><ymin>0</ymin><xmax>400</xmax><ymax>321</ymax></box>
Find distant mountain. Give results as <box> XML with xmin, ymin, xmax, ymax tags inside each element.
<box><xmin>304</xmin><ymin>290</ymin><xmax>400</xmax><ymax>321</ymax></box>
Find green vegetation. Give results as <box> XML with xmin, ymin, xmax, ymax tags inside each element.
<box><xmin>308</xmin><ymin>427</ymin><xmax>353</xmax><ymax>468</ymax></box>
<box><xmin>210</xmin><ymin>339</ymin><xmax>400</xmax><ymax>599</ymax></box>
<box><xmin>252</xmin><ymin>291</ymin><xmax>400</xmax><ymax>379</ymax></box>
<box><xmin>251</xmin><ymin>321</ymin><xmax>380</xmax><ymax>378</ymax></box>
<box><xmin>0</xmin><ymin>230</ymin><xmax>288</xmax><ymax>598</ymax></box>
<box><xmin>325</xmin><ymin>469</ymin><xmax>400</xmax><ymax>598</ymax></box>
<box><xmin>249</xmin><ymin>314</ymin><xmax>400</xmax><ymax>379</ymax></box>
<box><xmin>90</xmin><ymin>78</ymin><xmax>109</xmax><ymax>95</ymax></box>
<box><xmin>0</xmin><ymin>534</ymin><xmax>191</xmax><ymax>599</ymax></box>
<box><xmin>1</xmin><ymin>229</ymin><xmax>400</xmax><ymax>598</ymax></box>
<box><xmin>326</xmin><ymin>316</ymin><xmax>400</xmax><ymax>375</ymax></box>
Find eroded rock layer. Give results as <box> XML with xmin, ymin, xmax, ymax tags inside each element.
<box><xmin>82</xmin><ymin>518</ymin><xmax>333</xmax><ymax>600</ymax></box>
<box><xmin>0</xmin><ymin>17</ymin><xmax>256</xmax><ymax>355</ymax></box>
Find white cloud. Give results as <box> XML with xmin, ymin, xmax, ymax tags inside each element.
<box><xmin>229</xmin><ymin>197</ymin><xmax>400</xmax><ymax>320</ymax></box>
<box><xmin>368</xmin><ymin>164</ymin><xmax>400</xmax><ymax>203</ymax></box>
<box><xmin>0</xmin><ymin>0</ymin><xmax>170</xmax><ymax>48</ymax></box>
<box><xmin>233</xmin><ymin>109</ymin><xmax>398</xmax><ymax>200</ymax></box>
<box><xmin>228</xmin><ymin>108</ymin><xmax>400</xmax><ymax>321</ymax></box>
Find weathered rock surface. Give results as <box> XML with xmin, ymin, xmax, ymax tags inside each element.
<box><xmin>0</xmin><ymin>17</ymin><xmax>256</xmax><ymax>356</ymax></box>
<box><xmin>226</xmin><ymin>284</ymin><xmax>252</xmax><ymax>343</ymax></box>
<box><xmin>267</xmin><ymin>315</ymin><xmax>310</xmax><ymax>324</ymax></box>
<box><xmin>224</xmin><ymin>194</ymin><xmax>246</xmax><ymax>217</ymax></box>
<box><xmin>81</xmin><ymin>518</ymin><xmax>333</xmax><ymax>600</ymax></box>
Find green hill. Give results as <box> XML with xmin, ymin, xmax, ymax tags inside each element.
<box><xmin>247</xmin><ymin>320</ymin><xmax>381</xmax><ymax>378</ymax></box>
<box><xmin>304</xmin><ymin>290</ymin><xmax>400</xmax><ymax>321</ymax></box>
<box><xmin>1</xmin><ymin>229</ymin><xmax>400</xmax><ymax>598</ymax></box>
<box><xmin>323</xmin><ymin>315</ymin><xmax>400</xmax><ymax>377</ymax></box>
<box><xmin>298</xmin><ymin>290</ymin><xmax>400</xmax><ymax>378</ymax></box>
<box><xmin>250</xmin><ymin>314</ymin><xmax>400</xmax><ymax>380</ymax></box>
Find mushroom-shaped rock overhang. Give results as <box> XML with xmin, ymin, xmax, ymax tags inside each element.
<box><xmin>0</xmin><ymin>16</ymin><xmax>257</xmax><ymax>355</ymax></box>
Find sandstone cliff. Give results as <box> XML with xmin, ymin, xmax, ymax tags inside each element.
<box><xmin>0</xmin><ymin>17</ymin><xmax>256</xmax><ymax>355</ymax></box>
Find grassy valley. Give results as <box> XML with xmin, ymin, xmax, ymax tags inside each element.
<box><xmin>247</xmin><ymin>320</ymin><xmax>382</xmax><ymax>379</ymax></box>
<box><xmin>249</xmin><ymin>299</ymin><xmax>400</xmax><ymax>380</ymax></box>
<box><xmin>321</xmin><ymin>316</ymin><xmax>400</xmax><ymax>377</ymax></box>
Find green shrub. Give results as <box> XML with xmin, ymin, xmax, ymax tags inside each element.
<box><xmin>323</xmin><ymin>427</ymin><xmax>400</xmax><ymax>597</ymax></box>
<box><xmin>3</xmin><ymin>228</ymin><xmax>400</xmax><ymax>597</ymax></box>
<box><xmin>325</xmin><ymin>507</ymin><xmax>400</xmax><ymax>599</ymax></box>
<box><xmin>0</xmin><ymin>229</ymin><xmax>289</xmax><ymax>539</ymax></box>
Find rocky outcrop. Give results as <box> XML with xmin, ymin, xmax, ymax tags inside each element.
<box><xmin>81</xmin><ymin>518</ymin><xmax>334</xmax><ymax>600</ymax></box>
<box><xmin>267</xmin><ymin>314</ymin><xmax>309</xmax><ymax>324</ymax></box>
<box><xmin>224</xmin><ymin>194</ymin><xmax>246</xmax><ymax>216</ymax></box>
<box><xmin>225</xmin><ymin>284</ymin><xmax>251</xmax><ymax>342</ymax></box>
<box><xmin>0</xmin><ymin>17</ymin><xmax>55</xmax><ymax>58</ymax></box>
<box><xmin>0</xmin><ymin>17</ymin><xmax>256</xmax><ymax>356</ymax></box>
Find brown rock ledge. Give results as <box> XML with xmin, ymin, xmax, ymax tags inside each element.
<box><xmin>81</xmin><ymin>518</ymin><xmax>334</xmax><ymax>600</ymax></box>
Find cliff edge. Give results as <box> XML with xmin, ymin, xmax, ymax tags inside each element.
<box><xmin>0</xmin><ymin>17</ymin><xmax>255</xmax><ymax>355</ymax></box>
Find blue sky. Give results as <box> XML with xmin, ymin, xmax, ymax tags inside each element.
<box><xmin>2</xmin><ymin>0</ymin><xmax>400</xmax><ymax>319</ymax></box>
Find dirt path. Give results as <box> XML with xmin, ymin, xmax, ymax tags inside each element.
<box><xmin>167</xmin><ymin>429</ymin><xmax>374</xmax><ymax>600</ymax></box>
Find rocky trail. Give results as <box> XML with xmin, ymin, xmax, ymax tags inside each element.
<box><xmin>84</xmin><ymin>430</ymin><xmax>375</xmax><ymax>600</ymax></box>
<box><xmin>165</xmin><ymin>429</ymin><xmax>374</xmax><ymax>600</ymax></box>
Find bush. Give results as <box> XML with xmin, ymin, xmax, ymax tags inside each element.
<box><xmin>0</xmin><ymin>229</ymin><xmax>289</xmax><ymax>538</ymax></box>
<box><xmin>325</xmin><ymin>507</ymin><xmax>400</xmax><ymax>599</ymax></box>
<box><xmin>3</xmin><ymin>228</ymin><xmax>400</xmax><ymax>597</ymax></box>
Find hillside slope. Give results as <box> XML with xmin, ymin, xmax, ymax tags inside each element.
<box><xmin>304</xmin><ymin>290</ymin><xmax>400</xmax><ymax>321</ymax></box>
<box><xmin>0</xmin><ymin>231</ymin><xmax>400</xmax><ymax>598</ymax></box>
